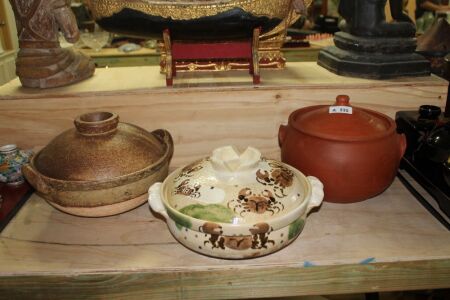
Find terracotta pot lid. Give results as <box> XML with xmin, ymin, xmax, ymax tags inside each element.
<box><xmin>33</xmin><ymin>111</ymin><xmax>166</xmax><ymax>181</ymax></box>
<box><xmin>162</xmin><ymin>146</ymin><xmax>310</xmax><ymax>226</ymax></box>
<box><xmin>290</xmin><ymin>95</ymin><xmax>395</xmax><ymax>141</ymax></box>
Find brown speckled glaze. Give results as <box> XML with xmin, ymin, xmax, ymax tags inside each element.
<box><xmin>23</xmin><ymin>112</ymin><xmax>173</xmax><ymax>217</ymax></box>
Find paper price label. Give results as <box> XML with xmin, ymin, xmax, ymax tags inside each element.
<box><xmin>329</xmin><ymin>106</ymin><xmax>353</xmax><ymax>114</ymax></box>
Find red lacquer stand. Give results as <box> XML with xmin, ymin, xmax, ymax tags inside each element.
<box><xmin>0</xmin><ymin>182</ymin><xmax>33</xmax><ymax>232</ymax></box>
<box><xmin>163</xmin><ymin>28</ymin><xmax>261</xmax><ymax>86</ymax></box>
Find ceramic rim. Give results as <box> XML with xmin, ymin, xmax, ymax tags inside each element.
<box><xmin>158</xmin><ymin>163</ymin><xmax>313</xmax><ymax>234</ymax></box>
<box><xmin>289</xmin><ymin>105</ymin><xmax>397</xmax><ymax>142</ymax></box>
<box><xmin>25</xmin><ymin>126</ymin><xmax>173</xmax><ymax>191</ymax></box>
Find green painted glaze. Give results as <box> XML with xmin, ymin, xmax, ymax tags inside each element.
<box><xmin>288</xmin><ymin>218</ymin><xmax>305</xmax><ymax>240</ymax></box>
<box><xmin>167</xmin><ymin>209</ymin><xmax>192</xmax><ymax>230</ymax></box>
<box><xmin>179</xmin><ymin>204</ymin><xmax>235</xmax><ymax>224</ymax></box>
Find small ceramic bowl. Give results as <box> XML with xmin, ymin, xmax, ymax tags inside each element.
<box><xmin>148</xmin><ymin>146</ymin><xmax>324</xmax><ymax>259</ymax></box>
<box><xmin>0</xmin><ymin>144</ymin><xmax>33</xmax><ymax>186</ymax></box>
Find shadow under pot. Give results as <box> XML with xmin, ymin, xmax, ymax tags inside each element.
<box><xmin>279</xmin><ymin>95</ymin><xmax>407</xmax><ymax>203</ymax></box>
<box><xmin>22</xmin><ymin>112</ymin><xmax>174</xmax><ymax>217</ymax></box>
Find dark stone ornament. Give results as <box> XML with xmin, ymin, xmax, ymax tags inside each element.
<box><xmin>9</xmin><ymin>0</ymin><xmax>95</xmax><ymax>89</ymax></box>
<box><xmin>318</xmin><ymin>0</ymin><xmax>430</xmax><ymax>79</ymax></box>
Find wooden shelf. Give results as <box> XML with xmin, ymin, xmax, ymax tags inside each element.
<box><xmin>76</xmin><ymin>42</ymin><xmax>328</xmax><ymax>68</ymax></box>
<box><xmin>0</xmin><ymin>62</ymin><xmax>447</xmax><ymax>167</ymax></box>
<box><xmin>78</xmin><ymin>47</ymin><xmax>160</xmax><ymax>68</ymax></box>
<box><xmin>0</xmin><ymin>62</ymin><xmax>449</xmax><ymax>298</ymax></box>
<box><xmin>0</xmin><ymin>179</ymin><xmax>449</xmax><ymax>299</ymax></box>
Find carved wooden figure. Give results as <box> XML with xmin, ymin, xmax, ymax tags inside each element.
<box><xmin>9</xmin><ymin>0</ymin><xmax>95</xmax><ymax>89</ymax></box>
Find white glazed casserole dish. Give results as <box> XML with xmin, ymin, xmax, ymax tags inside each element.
<box><xmin>148</xmin><ymin>146</ymin><xmax>324</xmax><ymax>259</ymax></box>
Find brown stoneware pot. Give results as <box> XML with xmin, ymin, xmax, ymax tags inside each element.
<box><xmin>279</xmin><ymin>95</ymin><xmax>407</xmax><ymax>203</ymax></box>
<box><xmin>22</xmin><ymin>112</ymin><xmax>174</xmax><ymax>217</ymax></box>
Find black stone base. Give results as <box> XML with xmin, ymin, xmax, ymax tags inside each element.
<box><xmin>318</xmin><ymin>45</ymin><xmax>431</xmax><ymax>79</ymax></box>
<box><xmin>334</xmin><ymin>32</ymin><xmax>417</xmax><ymax>54</ymax></box>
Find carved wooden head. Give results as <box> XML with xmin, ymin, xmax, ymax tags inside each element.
<box><xmin>9</xmin><ymin>0</ymin><xmax>80</xmax><ymax>45</ymax></box>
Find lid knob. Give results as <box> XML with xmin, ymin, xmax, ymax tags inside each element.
<box><xmin>419</xmin><ymin>105</ymin><xmax>441</xmax><ymax>120</ymax></box>
<box><xmin>0</xmin><ymin>144</ymin><xmax>18</xmax><ymax>155</ymax></box>
<box><xmin>335</xmin><ymin>95</ymin><xmax>350</xmax><ymax>106</ymax></box>
<box><xmin>210</xmin><ymin>146</ymin><xmax>261</xmax><ymax>173</ymax></box>
<box><xmin>74</xmin><ymin>112</ymin><xmax>119</xmax><ymax>136</ymax></box>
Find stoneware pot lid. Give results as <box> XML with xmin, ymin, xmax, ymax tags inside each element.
<box><xmin>162</xmin><ymin>146</ymin><xmax>309</xmax><ymax>227</ymax></box>
<box><xmin>290</xmin><ymin>95</ymin><xmax>396</xmax><ymax>141</ymax></box>
<box><xmin>33</xmin><ymin>111</ymin><xmax>166</xmax><ymax>181</ymax></box>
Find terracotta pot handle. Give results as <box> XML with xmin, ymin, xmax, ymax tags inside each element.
<box><xmin>148</xmin><ymin>182</ymin><xmax>168</xmax><ymax>219</ymax></box>
<box><xmin>398</xmin><ymin>133</ymin><xmax>407</xmax><ymax>159</ymax></box>
<box><xmin>152</xmin><ymin>129</ymin><xmax>174</xmax><ymax>163</ymax></box>
<box><xmin>278</xmin><ymin>125</ymin><xmax>288</xmax><ymax>147</ymax></box>
<box><xmin>21</xmin><ymin>164</ymin><xmax>51</xmax><ymax>195</ymax></box>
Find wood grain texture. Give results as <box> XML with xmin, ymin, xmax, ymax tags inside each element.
<box><xmin>0</xmin><ymin>63</ymin><xmax>447</xmax><ymax>167</ymax></box>
<box><xmin>1</xmin><ymin>179</ymin><xmax>450</xmax><ymax>298</ymax></box>
<box><xmin>1</xmin><ymin>260</ymin><xmax>450</xmax><ymax>300</ymax></box>
<box><xmin>79</xmin><ymin>47</ymin><xmax>160</xmax><ymax>68</ymax></box>
<box><xmin>0</xmin><ymin>63</ymin><xmax>449</xmax><ymax>298</ymax></box>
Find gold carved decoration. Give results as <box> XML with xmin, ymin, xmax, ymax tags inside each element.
<box><xmin>151</xmin><ymin>0</ymin><xmax>313</xmax><ymax>72</ymax></box>
<box><xmin>87</xmin><ymin>0</ymin><xmax>293</xmax><ymax>20</ymax></box>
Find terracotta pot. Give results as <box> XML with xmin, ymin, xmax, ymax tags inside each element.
<box><xmin>22</xmin><ymin>112</ymin><xmax>174</xmax><ymax>217</ymax></box>
<box><xmin>148</xmin><ymin>146</ymin><xmax>324</xmax><ymax>259</ymax></box>
<box><xmin>279</xmin><ymin>95</ymin><xmax>407</xmax><ymax>203</ymax></box>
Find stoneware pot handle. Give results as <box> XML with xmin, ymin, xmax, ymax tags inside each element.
<box><xmin>398</xmin><ymin>133</ymin><xmax>407</xmax><ymax>159</ymax></box>
<box><xmin>306</xmin><ymin>176</ymin><xmax>324</xmax><ymax>214</ymax></box>
<box><xmin>21</xmin><ymin>164</ymin><xmax>51</xmax><ymax>194</ymax></box>
<box><xmin>148</xmin><ymin>182</ymin><xmax>168</xmax><ymax>219</ymax></box>
<box><xmin>152</xmin><ymin>129</ymin><xmax>174</xmax><ymax>163</ymax></box>
<box><xmin>278</xmin><ymin>125</ymin><xmax>287</xmax><ymax>147</ymax></box>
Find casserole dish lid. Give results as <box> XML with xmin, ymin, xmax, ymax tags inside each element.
<box><xmin>162</xmin><ymin>146</ymin><xmax>309</xmax><ymax>226</ymax></box>
<box><xmin>291</xmin><ymin>95</ymin><xmax>395</xmax><ymax>141</ymax></box>
<box><xmin>33</xmin><ymin>112</ymin><xmax>166</xmax><ymax>181</ymax></box>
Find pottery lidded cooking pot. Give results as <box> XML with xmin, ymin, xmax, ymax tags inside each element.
<box><xmin>279</xmin><ymin>95</ymin><xmax>407</xmax><ymax>203</ymax></box>
<box><xmin>23</xmin><ymin>112</ymin><xmax>173</xmax><ymax>217</ymax></box>
<box><xmin>148</xmin><ymin>146</ymin><xmax>324</xmax><ymax>259</ymax></box>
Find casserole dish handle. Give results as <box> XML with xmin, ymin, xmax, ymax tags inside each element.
<box><xmin>306</xmin><ymin>176</ymin><xmax>324</xmax><ymax>214</ymax></box>
<box><xmin>148</xmin><ymin>182</ymin><xmax>169</xmax><ymax>219</ymax></box>
<box><xmin>22</xmin><ymin>163</ymin><xmax>51</xmax><ymax>194</ymax></box>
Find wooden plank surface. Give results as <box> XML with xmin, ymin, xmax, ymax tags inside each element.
<box><xmin>0</xmin><ymin>63</ymin><xmax>447</xmax><ymax>167</ymax></box>
<box><xmin>0</xmin><ymin>62</ymin><xmax>446</xmax><ymax>99</ymax></box>
<box><xmin>1</xmin><ymin>260</ymin><xmax>450</xmax><ymax>300</ymax></box>
<box><xmin>79</xmin><ymin>47</ymin><xmax>158</xmax><ymax>58</ymax></box>
<box><xmin>0</xmin><ymin>63</ymin><xmax>449</xmax><ymax>298</ymax></box>
<box><xmin>0</xmin><ymin>179</ymin><xmax>449</xmax><ymax>299</ymax></box>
